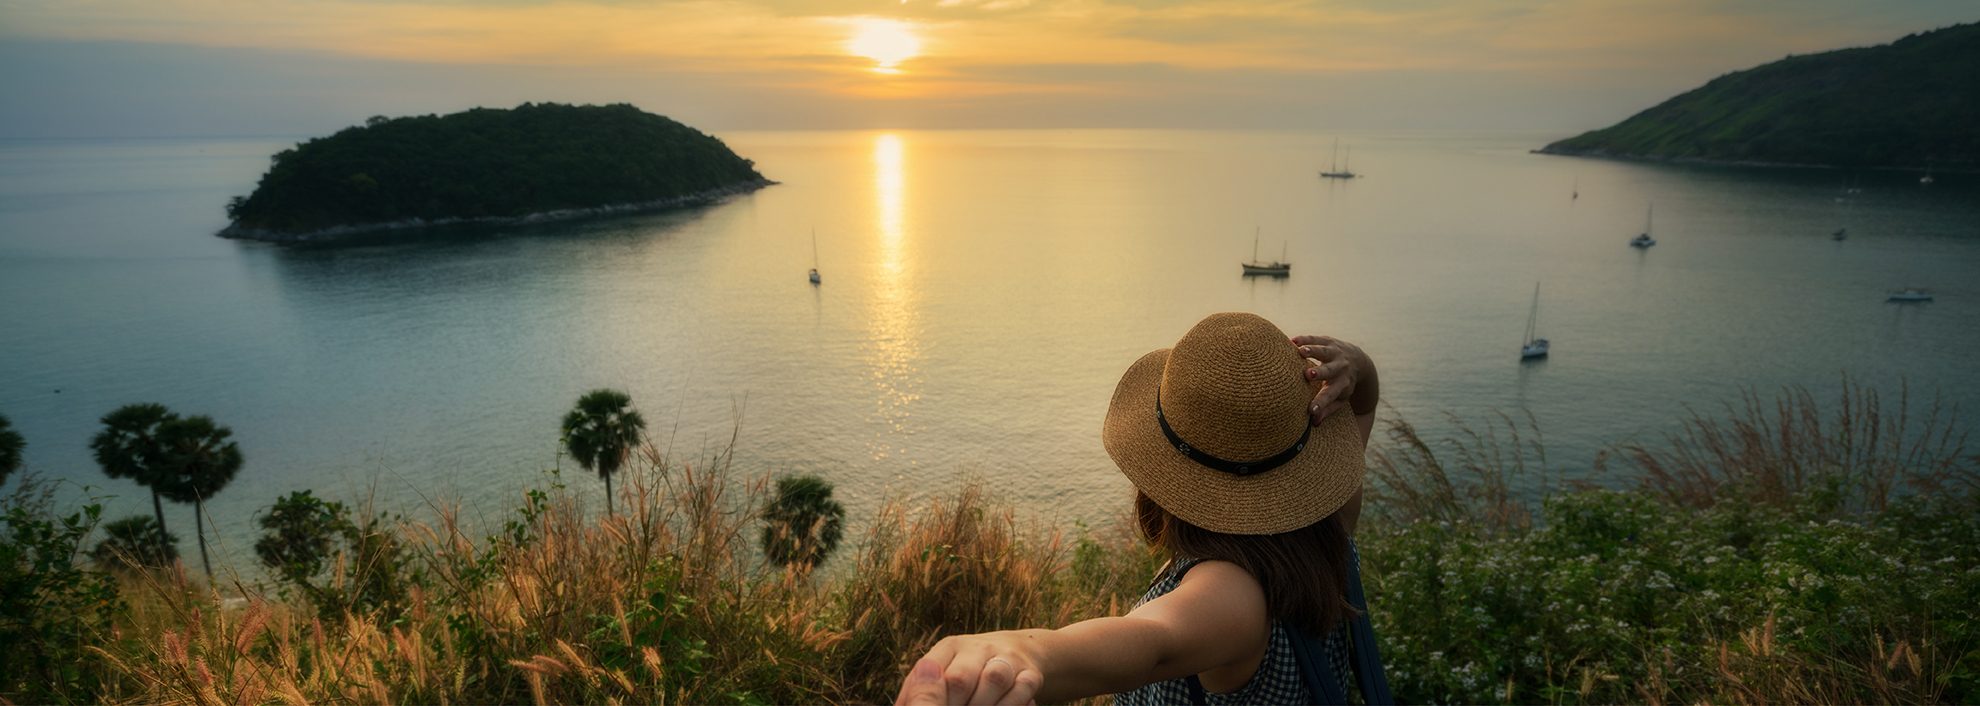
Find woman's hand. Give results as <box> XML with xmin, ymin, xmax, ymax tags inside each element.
<box><xmin>1291</xmin><ymin>335</ymin><xmax>1375</xmax><ymax>427</ymax></box>
<box><xmin>894</xmin><ymin>632</ymin><xmax>1045</xmax><ymax>706</ymax></box>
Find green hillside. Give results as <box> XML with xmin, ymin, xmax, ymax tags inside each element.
<box><xmin>221</xmin><ymin>103</ymin><xmax>768</xmax><ymax>238</ymax></box>
<box><xmin>1540</xmin><ymin>22</ymin><xmax>1979</xmax><ymax>170</ymax></box>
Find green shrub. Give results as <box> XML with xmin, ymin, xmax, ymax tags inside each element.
<box><xmin>253</xmin><ymin>489</ymin><xmax>417</xmax><ymax>619</ymax></box>
<box><xmin>91</xmin><ymin>515</ymin><xmax>179</xmax><ymax>571</ymax></box>
<box><xmin>0</xmin><ymin>476</ymin><xmax>123</xmax><ymax>703</ymax></box>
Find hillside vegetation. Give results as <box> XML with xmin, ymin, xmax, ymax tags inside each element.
<box><xmin>1540</xmin><ymin>23</ymin><xmax>1979</xmax><ymax>170</ymax></box>
<box><xmin>2</xmin><ymin>382</ymin><xmax>1974</xmax><ymax>704</ymax></box>
<box><xmin>221</xmin><ymin>103</ymin><xmax>768</xmax><ymax>238</ymax></box>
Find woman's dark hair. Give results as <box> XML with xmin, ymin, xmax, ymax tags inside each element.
<box><xmin>1135</xmin><ymin>490</ymin><xmax>1355</xmax><ymax>635</ymax></box>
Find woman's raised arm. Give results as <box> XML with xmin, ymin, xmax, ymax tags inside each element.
<box><xmin>1292</xmin><ymin>335</ymin><xmax>1378</xmax><ymax>447</ymax></box>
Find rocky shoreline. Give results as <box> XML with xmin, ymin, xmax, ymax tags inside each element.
<box><xmin>217</xmin><ymin>177</ymin><xmax>777</xmax><ymax>243</ymax></box>
<box><xmin>1529</xmin><ymin>146</ymin><xmax>1965</xmax><ymax>172</ymax></box>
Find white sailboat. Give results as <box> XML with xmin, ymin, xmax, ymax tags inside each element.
<box><xmin>808</xmin><ymin>228</ymin><xmax>821</xmax><ymax>285</ymax></box>
<box><xmin>1520</xmin><ymin>282</ymin><xmax>1550</xmax><ymax>360</ymax></box>
<box><xmin>1629</xmin><ymin>205</ymin><xmax>1657</xmax><ymax>248</ymax></box>
<box><xmin>1241</xmin><ymin>228</ymin><xmax>1290</xmax><ymax>277</ymax></box>
<box><xmin>1319</xmin><ymin>139</ymin><xmax>1359</xmax><ymax>179</ymax></box>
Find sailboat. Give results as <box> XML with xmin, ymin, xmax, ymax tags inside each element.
<box><xmin>1241</xmin><ymin>228</ymin><xmax>1290</xmax><ymax>277</ymax></box>
<box><xmin>1571</xmin><ymin>176</ymin><xmax>1579</xmax><ymax>201</ymax></box>
<box><xmin>808</xmin><ymin>228</ymin><xmax>822</xmax><ymax>285</ymax></box>
<box><xmin>1520</xmin><ymin>282</ymin><xmax>1550</xmax><ymax>360</ymax></box>
<box><xmin>1319</xmin><ymin>139</ymin><xmax>1360</xmax><ymax>179</ymax></box>
<box><xmin>1887</xmin><ymin>287</ymin><xmax>1934</xmax><ymax>303</ymax></box>
<box><xmin>1629</xmin><ymin>205</ymin><xmax>1657</xmax><ymax>248</ymax></box>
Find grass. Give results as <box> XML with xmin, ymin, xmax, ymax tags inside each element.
<box><xmin>3</xmin><ymin>379</ymin><xmax>1974</xmax><ymax>704</ymax></box>
<box><xmin>27</xmin><ymin>441</ymin><xmax>1159</xmax><ymax>705</ymax></box>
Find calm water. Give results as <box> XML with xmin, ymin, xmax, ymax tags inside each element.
<box><xmin>3</xmin><ymin>130</ymin><xmax>1978</xmax><ymax>568</ymax></box>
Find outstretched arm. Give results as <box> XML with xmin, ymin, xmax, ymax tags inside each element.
<box><xmin>894</xmin><ymin>560</ymin><xmax>1271</xmax><ymax>705</ymax></box>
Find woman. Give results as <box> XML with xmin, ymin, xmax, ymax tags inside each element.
<box><xmin>894</xmin><ymin>312</ymin><xmax>1389</xmax><ymax>705</ymax></box>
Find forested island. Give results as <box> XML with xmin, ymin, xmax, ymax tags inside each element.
<box><xmin>219</xmin><ymin>103</ymin><xmax>772</xmax><ymax>241</ymax></box>
<box><xmin>1539</xmin><ymin>22</ymin><xmax>1978</xmax><ymax>170</ymax></box>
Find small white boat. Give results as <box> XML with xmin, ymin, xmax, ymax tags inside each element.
<box><xmin>1629</xmin><ymin>204</ymin><xmax>1657</xmax><ymax>248</ymax></box>
<box><xmin>1241</xmin><ymin>229</ymin><xmax>1290</xmax><ymax>277</ymax></box>
<box><xmin>1887</xmin><ymin>288</ymin><xmax>1933</xmax><ymax>303</ymax></box>
<box><xmin>1921</xmin><ymin>173</ymin><xmax>1936</xmax><ymax>185</ymax></box>
<box><xmin>1318</xmin><ymin>139</ymin><xmax>1360</xmax><ymax>179</ymax></box>
<box><xmin>1520</xmin><ymin>282</ymin><xmax>1549</xmax><ymax>360</ymax></box>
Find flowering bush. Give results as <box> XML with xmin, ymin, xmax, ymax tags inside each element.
<box><xmin>1364</xmin><ymin>478</ymin><xmax>1979</xmax><ymax>703</ymax></box>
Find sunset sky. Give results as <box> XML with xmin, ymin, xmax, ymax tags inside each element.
<box><xmin>0</xmin><ymin>0</ymin><xmax>1973</xmax><ymax>137</ymax></box>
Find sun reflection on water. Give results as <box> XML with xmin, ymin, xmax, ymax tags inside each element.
<box><xmin>863</xmin><ymin>132</ymin><xmax>922</xmax><ymax>462</ymax></box>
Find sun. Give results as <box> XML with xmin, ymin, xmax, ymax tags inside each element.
<box><xmin>846</xmin><ymin>18</ymin><xmax>921</xmax><ymax>73</ymax></box>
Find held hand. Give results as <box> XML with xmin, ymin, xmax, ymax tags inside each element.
<box><xmin>895</xmin><ymin>634</ymin><xmax>1044</xmax><ymax>706</ymax></box>
<box><xmin>1291</xmin><ymin>335</ymin><xmax>1370</xmax><ymax>426</ymax></box>
<box><xmin>896</xmin><ymin>658</ymin><xmax>950</xmax><ymax>706</ymax></box>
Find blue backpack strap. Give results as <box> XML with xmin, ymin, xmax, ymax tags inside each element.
<box><xmin>1286</xmin><ymin>627</ymin><xmax>1350</xmax><ymax>704</ymax></box>
<box><xmin>1287</xmin><ymin>540</ymin><xmax>1394</xmax><ymax>705</ymax></box>
<box><xmin>1343</xmin><ymin>540</ymin><xmax>1394</xmax><ymax>705</ymax></box>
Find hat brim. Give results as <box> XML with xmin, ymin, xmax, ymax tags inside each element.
<box><xmin>1102</xmin><ymin>348</ymin><xmax>1364</xmax><ymax>535</ymax></box>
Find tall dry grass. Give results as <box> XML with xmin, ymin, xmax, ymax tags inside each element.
<box><xmin>1365</xmin><ymin>407</ymin><xmax>1561</xmax><ymax>534</ymax></box>
<box><xmin>79</xmin><ymin>439</ymin><xmax>1158</xmax><ymax>705</ymax></box>
<box><xmin>1603</xmin><ymin>378</ymin><xmax>1976</xmax><ymax>515</ymax></box>
<box><xmin>831</xmin><ymin>485</ymin><xmax>1160</xmax><ymax>702</ymax></box>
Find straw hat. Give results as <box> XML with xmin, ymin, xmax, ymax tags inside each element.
<box><xmin>1103</xmin><ymin>312</ymin><xmax>1364</xmax><ymax>535</ymax></box>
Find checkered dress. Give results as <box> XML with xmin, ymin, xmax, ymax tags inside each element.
<box><xmin>1113</xmin><ymin>550</ymin><xmax>1360</xmax><ymax>706</ymax></box>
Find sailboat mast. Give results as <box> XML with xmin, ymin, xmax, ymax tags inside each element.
<box><xmin>1330</xmin><ymin>139</ymin><xmax>1339</xmax><ymax>171</ymax></box>
<box><xmin>1280</xmin><ymin>242</ymin><xmax>1287</xmax><ymax>264</ymax></box>
<box><xmin>1253</xmin><ymin>227</ymin><xmax>1260</xmax><ymax>262</ymax></box>
<box><xmin>1525</xmin><ymin>282</ymin><xmax>1541</xmax><ymax>344</ymax></box>
<box><xmin>811</xmin><ymin>228</ymin><xmax>819</xmax><ymax>267</ymax></box>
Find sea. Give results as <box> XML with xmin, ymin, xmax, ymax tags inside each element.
<box><xmin>3</xmin><ymin>130</ymin><xmax>1977</xmax><ymax>570</ymax></box>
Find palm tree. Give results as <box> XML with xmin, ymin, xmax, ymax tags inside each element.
<box><xmin>760</xmin><ymin>474</ymin><xmax>846</xmax><ymax>571</ymax></box>
<box><xmin>156</xmin><ymin>415</ymin><xmax>242</xmax><ymax>579</ymax></box>
<box><xmin>0</xmin><ymin>413</ymin><xmax>23</xmax><ymax>488</ymax></box>
<box><xmin>561</xmin><ymin>389</ymin><xmax>646</xmax><ymax>516</ymax></box>
<box><xmin>89</xmin><ymin>403</ymin><xmax>178</xmax><ymax>556</ymax></box>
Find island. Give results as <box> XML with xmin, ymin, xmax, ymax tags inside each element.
<box><xmin>219</xmin><ymin>103</ymin><xmax>773</xmax><ymax>241</ymax></box>
<box><xmin>1538</xmin><ymin>22</ymin><xmax>1977</xmax><ymax>171</ymax></box>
